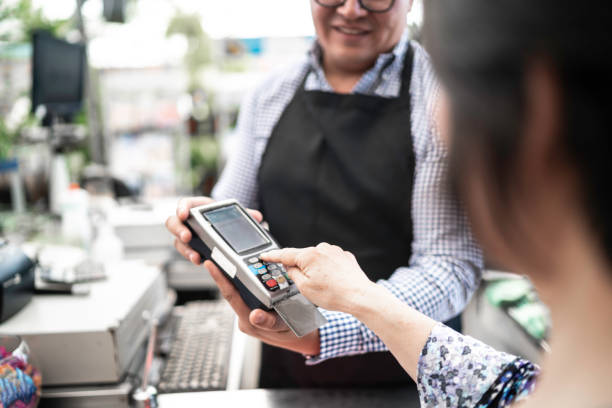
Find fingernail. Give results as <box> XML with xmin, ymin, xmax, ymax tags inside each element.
<box><xmin>253</xmin><ymin>314</ymin><xmax>265</xmax><ymax>325</ymax></box>
<box><xmin>181</xmin><ymin>231</ymin><xmax>189</xmax><ymax>242</ymax></box>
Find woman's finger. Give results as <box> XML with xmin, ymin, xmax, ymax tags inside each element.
<box><xmin>260</xmin><ymin>247</ymin><xmax>302</xmax><ymax>266</ymax></box>
<box><xmin>286</xmin><ymin>266</ymin><xmax>307</xmax><ymax>287</ymax></box>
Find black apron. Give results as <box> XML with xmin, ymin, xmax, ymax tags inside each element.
<box><xmin>257</xmin><ymin>45</ymin><xmax>415</xmax><ymax>388</ymax></box>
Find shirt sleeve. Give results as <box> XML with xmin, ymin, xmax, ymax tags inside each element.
<box><xmin>418</xmin><ymin>323</ymin><xmax>538</xmax><ymax>407</ymax></box>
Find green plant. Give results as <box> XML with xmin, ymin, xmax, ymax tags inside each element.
<box><xmin>166</xmin><ymin>12</ymin><xmax>212</xmax><ymax>93</ymax></box>
<box><xmin>0</xmin><ymin>0</ymin><xmax>71</xmax><ymax>42</ymax></box>
<box><xmin>190</xmin><ymin>136</ymin><xmax>219</xmax><ymax>190</ymax></box>
<box><xmin>0</xmin><ymin>0</ymin><xmax>75</xmax><ymax>160</ymax></box>
<box><xmin>0</xmin><ymin>98</ymin><xmax>36</xmax><ymax>160</ymax></box>
<box><xmin>0</xmin><ymin>118</ymin><xmax>13</xmax><ymax>160</ymax></box>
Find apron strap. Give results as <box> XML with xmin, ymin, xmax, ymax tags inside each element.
<box><xmin>398</xmin><ymin>41</ymin><xmax>415</xmax><ymax>98</ymax></box>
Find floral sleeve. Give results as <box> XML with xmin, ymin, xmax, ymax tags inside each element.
<box><xmin>417</xmin><ymin>323</ymin><xmax>539</xmax><ymax>408</ymax></box>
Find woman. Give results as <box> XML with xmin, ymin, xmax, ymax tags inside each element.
<box><xmin>262</xmin><ymin>0</ymin><xmax>612</xmax><ymax>406</ymax></box>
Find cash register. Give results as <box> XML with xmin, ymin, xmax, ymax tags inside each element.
<box><xmin>0</xmin><ymin>241</ymin><xmax>35</xmax><ymax>323</ymax></box>
<box><xmin>0</xmin><ymin>238</ymin><xmax>256</xmax><ymax>408</ymax></box>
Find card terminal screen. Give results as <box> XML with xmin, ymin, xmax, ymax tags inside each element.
<box><xmin>203</xmin><ymin>205</ymin><xmax>270</xmax><ymax>254</ymax></box>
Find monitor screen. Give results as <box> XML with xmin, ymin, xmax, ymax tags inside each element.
<box><xmin>31</xmin><ymin>31</ymin><xmax>86</xmax><ymax>120</ymax></box>
<box><xmin>103</xmin><ymin>0</ymin><xmax>126</xmax><ymax>23</ymax></box>
<box><xmin>203</xmin><ymin>205</ymin><xmax>270</xmax><ymax>254</ymax></box>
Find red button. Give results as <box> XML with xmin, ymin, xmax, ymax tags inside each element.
<box><xmin>266</xmin><ymin>279</ymin><xmax>278</xmax><ymax>288</ymax></box>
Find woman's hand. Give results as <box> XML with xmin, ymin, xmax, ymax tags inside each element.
<box><xmin>264</xmin><ymin>242</ymin><xmax>437</xmax><ymax>380</ymax></box>
<box><xmin>260</xmin><ymin>242</ymin><xmax>375</xmax><ymax>314</ymax></box>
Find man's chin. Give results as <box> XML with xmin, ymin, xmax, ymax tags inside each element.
<box><xmin>333</xmin><ymin>51</ymin><xmax>377</xmax><ymax>72</ymax></box>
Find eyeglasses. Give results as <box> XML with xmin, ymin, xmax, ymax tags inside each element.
<box><xmin>314</xmin><ymin>0</ymin><xmax>396</xmax><ymax>13</ymax></box>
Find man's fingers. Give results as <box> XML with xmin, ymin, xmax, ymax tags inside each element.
<box><xmin>204</xmin><ymin>260</ymin><xmax>252</xmax><ymax>318</ymax></box>
<box><xmin>249</xmin><ymin>309</ymin><xmax>288</xmax><ymax>332</ymax></box>
<box><xmin>247</xmin><ymin>209</ymin><xmax>264</xmax><ymax>223</ymax></box>
<box><xmin>176</xmin><ymin>196</ymin><xmax>214</xmax><ymax>220</ymax></box>
<box><xmin>174</xmin><ymin>239</ymin><xmax>201</xmax><ymax>264</ymax></box>
<box><xmin>166</xmin><ymin>215</ymin><xmax>192</xmax><ymax>243</ymax></box>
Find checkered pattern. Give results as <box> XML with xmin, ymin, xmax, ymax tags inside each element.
<box><xmin>212</xmin><ymin>31</ymin><xmax>484</xmax><ymax>363</ymax></box>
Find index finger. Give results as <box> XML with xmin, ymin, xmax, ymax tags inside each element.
<box><xmin>260</xmin><ymin>247</ymin><xmax>305</xmax><ymax>267</ymax></box>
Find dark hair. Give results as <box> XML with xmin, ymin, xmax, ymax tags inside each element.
<box><xmin>423</xmin><ymin>0</ymin><xmax>612</xmax><ymax>267</ymax></box>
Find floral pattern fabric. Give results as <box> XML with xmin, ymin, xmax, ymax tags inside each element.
<box><xmin>0</xmin><ymin>346</ymin><xmax>41</xmax><ymax>408</ymax></box>
<box><xmin>417</xmin><ymin>323</ymin><xmax>539</xmax><ymax>408</ymax></box>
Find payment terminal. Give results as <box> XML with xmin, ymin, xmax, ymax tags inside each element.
<box><xmin>186</xmin><ymin>199</ymin><xmax>327</xmax><ymax>337</ymax></box>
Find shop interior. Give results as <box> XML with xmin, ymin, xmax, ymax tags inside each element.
<box><xmin>0</xmin><ymin>0</ymin><xmax>552</xmax><ymax>407</ymax></box>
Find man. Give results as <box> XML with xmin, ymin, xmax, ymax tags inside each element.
<box><xmin>166</xmin><ymin>0</ymin><xmax>483</xmax><ymax>388</ymax></box>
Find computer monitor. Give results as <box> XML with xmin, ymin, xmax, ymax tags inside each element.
<box><xmin>103</xmin><ymin>0</ymin><xmax>126</xmax><ymax>23</ymax></box>
<box><xmin>31</xmin><ymin>31</ymin><xmax>86</xmax><ymax>125</ymax></box>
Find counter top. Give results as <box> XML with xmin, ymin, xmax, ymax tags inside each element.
<box><xmin>158</xmin><ymin>387</ymin><xmax>420</xmax><ymax>408</ymax></box>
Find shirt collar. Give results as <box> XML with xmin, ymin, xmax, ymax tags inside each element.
<box><xmin>307</xmin><ymin>28</ymin><xmax>411</xmax><ymax>80</ymax></box>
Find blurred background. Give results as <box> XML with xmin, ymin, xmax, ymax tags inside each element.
<box><xmin>0</xmin><ymin>0</ymin><xmax>424</xmax><ymax>207</ymax></box>
<box><xmin>0</xmin><ymin>2</ymin><xmax>551</xmax><ymax>407</ymax></box>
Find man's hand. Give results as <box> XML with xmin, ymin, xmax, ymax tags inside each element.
<box><xmin>261</xmin><ymin>243</ymin><xmax>374</xmax><ymax>314</ymax></box>
<box><xmin>205</xmin><ymin>260</ymin><xmax>321</xmax><ymax>356</ymax></box>
<box><xmin>165</xmin><ymin>196</ymin><xmax>263</xmax><ymax>265</ymax></box>
<box><xmin>166</xmin><ymin>197</ymin><xmax>319</xmax><ymax>354</ymax></box>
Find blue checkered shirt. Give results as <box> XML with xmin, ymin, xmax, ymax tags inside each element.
<box><xmin>212</xmin><ymin>31</ymin><xmax>484</xmax><ymax>363</ymax></box>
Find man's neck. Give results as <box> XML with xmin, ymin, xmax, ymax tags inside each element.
<box><xmin>322</xmin><ymin>57</ymin><xmax>374</xmax><ymax>94</ymax></box>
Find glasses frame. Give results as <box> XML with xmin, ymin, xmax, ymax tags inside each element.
<box><xmin>314</xmin><ymin>0</ymin><xmax>396</xmax><ymax>13</ymax></box>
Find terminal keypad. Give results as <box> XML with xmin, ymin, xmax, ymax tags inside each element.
<box><xmin>245</xmin><ymin>256</ymin><xmax>293</xmax><ymax>292</ymax></box>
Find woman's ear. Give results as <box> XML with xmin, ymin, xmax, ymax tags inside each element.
<box><xmin>520</xmin><ymin>59</ymin><xmax>563</xmax><ymax>187</ymax></box>
<box><xmin>508</xmin><ymin>58</ymin><xmax>582</xmax><ymax>276</ymax></box>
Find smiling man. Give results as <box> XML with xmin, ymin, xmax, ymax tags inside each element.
<box><xmin>166</xmin><ymin>0</ymin><xmax>483</xmax><ymax>388</ymax></box>
<box><xmin>311</xmin><ymin>0</ymin><xmax>411</xmax><ymax>92</ymax></box>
